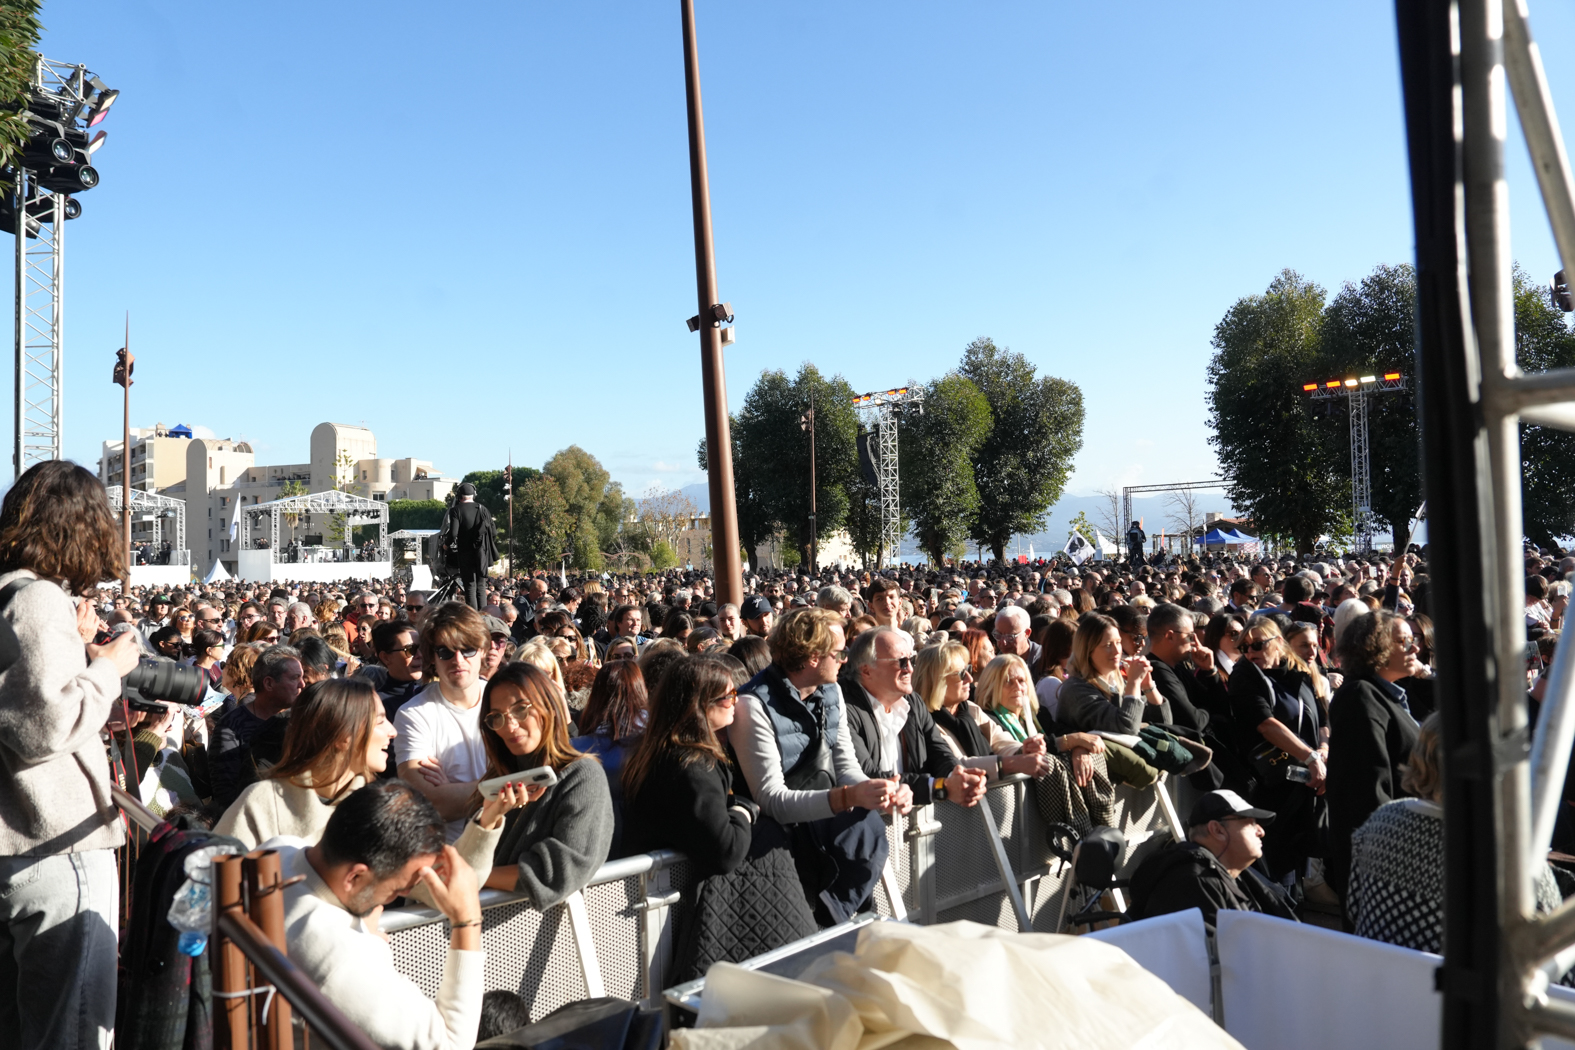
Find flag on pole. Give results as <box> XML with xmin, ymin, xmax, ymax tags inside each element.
<box><xmin>1064</xmin><ymin>532</ymin><xmax>1095</xmax><ymax>565</ymax></box>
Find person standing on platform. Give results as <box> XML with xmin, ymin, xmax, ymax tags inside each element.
<box><xmin>439</xmin><ymin>484</ymin><xmax>497</xmax><ymax>610</ymax></box>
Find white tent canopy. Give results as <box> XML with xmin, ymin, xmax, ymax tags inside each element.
<box><xmin>203</xmin><ymin>558</ymin><xmax>231</xmax><ymax>583</ymax></box>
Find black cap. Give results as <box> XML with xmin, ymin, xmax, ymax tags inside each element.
<box><xmin>457</xmin><ymin>482</ymin><xmax>477</xmax><ymax>496</ymax></box>
<box><xmin>740</xmin><ymin>595</ymin><xmax>771</xmax><ymax>620</ymax></box>
<box><xmin>1188</xmin><ymin>789</ymin><xmax>1276</xmax><ymax>827</ymax></box>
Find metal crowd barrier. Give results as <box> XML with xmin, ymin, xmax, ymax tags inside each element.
<box><xmin>382</xmin><ymin>773</ymin><xmax>1186</xmax><ymax>1017</ymax></box>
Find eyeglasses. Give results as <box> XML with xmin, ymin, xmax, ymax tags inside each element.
<box><xmin>382</xmin><ymin>644</ymin><xmax>420</xmax><ymax>657</ymax></box>
<box><xmin>1242</xmin><ymin>639</ymin><xmax>1271</xmax><ymax>653</ymax></box>
<box><xmin>878</xmin><ymin>655</ymin><xmax>915</xmax><ymax>669</ymax></box>
<box><xmin>824</xmin><ymin>649</ymin><xmax>849</xmax><ymax>663</ymax></box>
<box><xmin>198</xmin><ymin>617</ymin><xmax>222</xmax><ymax>626</ymax></box>
<box><xmin>433</xmin><ymin>646</ymin><xmax>479</xmax><ymax>661</ymax></box>
<box><xmin>405</xmin><ymin>603</ymin><xmax>425</xmax><ymax>612</ymax></box>
<box><xmin>1124</xmin><ymin>633</ymin><xmax>1148</xmax><ymax>646</ymax></box>
<box><xmin>1399</xmin><ymin>639</ymin><xmax>1420</xmax><ymax>654</ymax></box>
<box><xmin>948</xmin><ymin>668</ymin><xmax>975</xmax><ymax>682</ymax></box>
<box><xmin>482</xmin><ymin>703</ymin><xmax>542</xmax><ymax>731</ymax></box>
<box><xmin>176</xmin><ymin>614</ymin><xmax>194</xmax><ymax>622</ymax></box>
<box><xmin>707</xmin><ymin>688</ymin><xmax>739</xmax><ymax>708</ymax></box>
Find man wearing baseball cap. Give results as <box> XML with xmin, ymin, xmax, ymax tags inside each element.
<box><xmin>740</xmin><ymin>594</ymin><xmax>774</xmax><ymax>638</ymax></box>
<box><xmin>1127</xmin><ymin>790</ymin><xmax>1298</xmax><ymax>927</ymax></box>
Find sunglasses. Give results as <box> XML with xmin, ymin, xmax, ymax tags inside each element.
<box><xmin>707</xmin><ymin>688</ymin><xmax>739</xmax><ymax>708</ymax></box>
<box><xmin>879</xmin><ymin>655</ymin><xmax>916</xmax><ymax>669</ymax></box>
<box><xmin>948</xmin><ymin>668</ymin><xmax>975</xmax><ymax>682</ymax></box>
<box><xmin>383</xmin><ymin>643</ymin><xmax>420</xmax><ymax>657</ymax></box>
<box><xmin>1243</xmin><ymin>639</ymin><xmax>1272</xmax><ymax>653</ymax></box>
<box><xmin>405</xmin><ymin>603</ymin><xmax>425</xmax><ymax>612</ymax></box>
<box><xmin>434</xmin><ymin>646</ymin><xmax>479</xmax><ymax>661</ymax></box>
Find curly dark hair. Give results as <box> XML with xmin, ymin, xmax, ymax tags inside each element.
<box><xmin>0</xmin><ymin>460</ymin><xmax>123</xmax><ymax>594</ymax></box>
<box><xmin>1336</xmin><ymin>608</ymin><xmax>1399</xmax><ymax>677</ymax></box>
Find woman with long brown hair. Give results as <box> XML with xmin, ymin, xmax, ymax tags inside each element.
<box><xmin>620</xmin><ymin>654</ymin><xmax>817</xmax><ymax>981</ymax></box>
<box><xmin>0</xmin><ymin>460</ymin><xmax>142</xmax><ymax>1048</ymax></box>
<box><xmin>472</xmin><ymin>662</ymin><xmax>614</xmax><ymax>908</ymax></box>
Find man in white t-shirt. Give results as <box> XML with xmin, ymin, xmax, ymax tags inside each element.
<box><xmin>395</xmin><ymin>606</ymin><xmax>492</xmax><ymax>842</ymax></box>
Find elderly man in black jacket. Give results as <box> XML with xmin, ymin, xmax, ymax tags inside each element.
<box><xmin>1128</xmin><ymin>790</ymin><xmax>1298</xmax><ymax>928</ymax></box>
<box><xmin>840</xmin><ymin>626</ymin><xmax>986</xmax><ymax>809</ymax></box>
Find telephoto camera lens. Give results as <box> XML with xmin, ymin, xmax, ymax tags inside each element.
<box><xmin>123</xmin><ymin>658</ymin><xmax>207</xmax><ymax>707</ymax></box>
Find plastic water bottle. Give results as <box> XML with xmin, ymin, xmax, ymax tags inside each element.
<box><xmin>177</xmin><ymin>929</ymin><xmax>207</xmax><ymax>957</ymax></box>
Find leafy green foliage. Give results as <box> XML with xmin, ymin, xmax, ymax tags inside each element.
<box><xmin>512</xmin><ymin>474</ymin><xmax>570</xmax><ymax>570</ymax></box>
<box><xmin>900</xmin><ymin>372</ymin><xmax>992</xmax><ymax>565</ymax></box>
<box><xmin>0</xmin><ymin>3</ymin><xmax>40</xmax><ymax>180</ymax></box>
<box><xmin>462</xmin><ymin>466</ymin><xmax>541</xmax><ymax>521</ymax></box>
<box><xmin>959</xmin><ymin>338</ymin><xmax>1085</xmax><ymax>562</ymax></box>
<box><xmin>1515</xmin><ymin>267</ymin><xmax>1575</xmax><ymax>547</ymax></box>
<box><xmin>1319</xmin><ymin>265</ymin><xmax>1421</xmax><ymax>548</ymax></box>
<box><xmin>647</xmin><ymin>540</ymin><xmax>679</xmax><ymax>571</ymax></box>
<box><xmin>388</xmin><ymin>499</ymin><xmax>446</xmax><ymax>532</ymax></box>
<box><xmin>1207</xmin><ymin>271</ymin><xmax>1350</xmax><ymax>554</ymax></box>
<box><xmin>544</xmin><ymin>446</ymin><xmax>622</xmax><ymax>571</ymax></box>
<box><xmin>1067</xmin><ymin>510</ymin><xmax>1095</xmax><ymax>544</ymax></box>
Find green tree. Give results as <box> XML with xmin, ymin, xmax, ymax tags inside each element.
<box><xmin>512</xmin><ymin>475</ymin><xmax>570</xmax><ymax>570</ymax></box>
<box><xmin>1207</xmin><ymin>271</ymin><xmax>1349</xmax><ymax>555</ymax></box>
<box><xmin>1067</xmin><ymin>510</ymin><xmax>1095</xmax><ymax>543</ymax></box>
<box><xmin>709</xmin><ymin>364</ymin><xmax>860</xmax><ymax>565</ymax></box>
<box><xmin>1318</xmin><ymin>264</ymin><xmax>1422</xmax><ymax>549</ymax></box>
<box><xmin>543</xmin><ymin>446</ymin><xmax>618</xmax><ymax>572</ymax></box>
<box><xmin>463</xmin><ymin>466</ymin><xmax>541</xmax><ymax>522</ymax></box>
<box><xmin>648</xmin><ymin>540</ymin><xmax>679</xmax><ymax>571</ymax></box>
<box><xmin>279</xmin><ymin>479</ymin><xmax>308</xmax><ymax>543</ymax></box>
<box><xmin>1515</xmin><ymin>266</ymin><xmax>1575</xmax><ymax>547</ymax></box>
<box><xmin>0</xmin><ymin>4</ymin><xmax>40</xmax><ymax>180</ymax></box>
<box><xmin>958</xmin><ymin>338</ymin><xmax>1085</xmax><ymax>563</ymax></box>
<box><xmin>388</xmin><ymin>499</ymin><xmax>446</xmax><ymax>532</ymax></box>
<box><xmin>900</xmin><ymin>373</ymin><xmax>992</xmax><ymax>565</ymax></box>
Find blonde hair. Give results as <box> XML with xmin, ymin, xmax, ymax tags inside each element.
<box><xmin>768</xmin><ymin>608</ymin><xmax>842</xmax><ymax>672</ymax></box>
<box><xmin>975</xmin><ymin>654</ymin><xmax>1038</xmax><ymax>734</ymax></box>
<box><xmin>914</xmin><ymin>641</ymin><xmax>969</xmax><ymax>713</ymax></box>
<box><xmin>516</xmin><ymin>638</ymin><xmax>567</xmax><ymax>691</ymax></box>
<box><xmin>1401</xmin><ymin>712</ymin><xmax>1442</xmax><ymax>800</ymax></box>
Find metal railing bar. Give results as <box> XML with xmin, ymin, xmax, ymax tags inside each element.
<box><xmin>1528</xmin><ymin>611</ymin><xmax>1575</xmax><ymax>869</ymax></box>
<box><xmin>1488</xmin><ymin>366</ymin><xmax>1575</xmax><ymax>412</ymax></box>
<box><xmin>1527</xmin><ymin>994</ymin><xmax>1575</xmax><ymax>1041</ymax></box>
<box><xmin>216</xmin><ymin>911</ymin><xmax>381</xmax><ymax>1050</ymax></box>
<box><xmin>110</xmin><ymin>781</ymin><xmax>161</xmax><ymax>833</ymax></box>
<box><xmin>1504</xmin><ymin>0</ymin><xmax>1575</xmax><ymax>291</ymax></box>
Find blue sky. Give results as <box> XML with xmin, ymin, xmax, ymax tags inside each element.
<box><xmin>19</xmin><ymin>1</ymin><xmax>1575</xmax><ymax>511</ymax></box>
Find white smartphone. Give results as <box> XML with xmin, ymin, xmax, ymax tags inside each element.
<box><xmin>479</xmin><ymin>766</ymin><xmax>558</xmax><ymax>800</ymax></box>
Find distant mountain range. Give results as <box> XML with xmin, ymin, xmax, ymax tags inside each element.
<box><xmin>673</xmin><ymin>483</ymin><xmax>1242</xmax><ymax>561</ymax></box>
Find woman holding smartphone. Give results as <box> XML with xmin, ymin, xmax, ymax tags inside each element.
<box><xmin>472</xmin><ymin>663</ymin><xmax>613</xmax><ymax>909</ymax></box>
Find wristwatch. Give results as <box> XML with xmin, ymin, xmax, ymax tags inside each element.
<box><xmin>932</xmin><ymin>776</ymin><xmax>948</xmax><ymax>801</ymax></box>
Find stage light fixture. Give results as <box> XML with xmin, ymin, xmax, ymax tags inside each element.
<box><xmin>1383</xmin><ymin>372</ymin><xmax>1401</xmax><ymax>381</ymax></box>
<box><xmin>87</xmin><ymin>130</ymin><xmax>105</xmax><ymax>155</ymax></box>
<box><xmin>1360</xmin><ymin>375</ymin><xmax>1377</xmax><ymax>383</ymax></box>
<box><xmin>85</xmin><ymin>85</ymin><xmax>118</xmax><ymax>128</ymax></box>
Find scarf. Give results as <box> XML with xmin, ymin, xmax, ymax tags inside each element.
<box><xmin>933</xmin><ymin>703</ymin><xmax>990</xmax><ymax>758</ymax></box>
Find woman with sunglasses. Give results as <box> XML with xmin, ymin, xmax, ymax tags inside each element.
<box><xmin>1324</xmin><ymin>609</ymin><xmax>1425</xmax><ymax>900</ymax></box>
<box><xmin>172</xmin><ymin>608</ymin><xmax>196</xmax><ymax>648</ymax></box>
<box><xmin>1226</xmin><ymin>620</ymin><xmax>1326</xmax><ymax>885</ymax></box>
<box><xmin>1203</xmin><ymin>613</ymin><xmax>1247</xmax><ymax>679</ymax></box>
<box><xmin>472</xmin><ymin>663</ymin><xmax>613</xmax><ymax>909</ymax></box>
<box><xmin>621</xmin><ymin>654</ymin><xmax>818</xmax><ymax>980</ymax></box>
<box><xmin>394</xmin><ymin>602</ymin><xmax>493</xmax><ymax>842</ymax></box>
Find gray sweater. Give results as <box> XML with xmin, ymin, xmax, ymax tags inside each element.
<box><xmin>1056</xmin><ymin>674</ymin><xmax>1145</xmax><ymax>735</ymax></box>
<box><xmin>492</xmin><ymin>756</ymin><xmax>613</xmax><ymax>910</ymax></box>
<box><xmin>0</xmin><ymin>570</ymin><xmax>127</xmax><ymax>856</ymax></box>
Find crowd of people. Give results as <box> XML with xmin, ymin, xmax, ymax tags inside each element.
<box><xmin>1</xmin><ymin>458</ymin><xmax>1573</xmax><ymax>1048</ymax></box>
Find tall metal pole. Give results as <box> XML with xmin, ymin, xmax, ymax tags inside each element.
<box><xmin>12</xmin><ymin>171</ymin><xmax>23</xmax><ymax>480</ymax></box>
<box><xmin>506</xmin><ymin>454</ymin><xmax>515</xmax><ymax>582</ymax></box>
<box><xmin>801</xmin><ymin>400</ymin><xmax>816</xmax><ymax>574</ymax></box>
<box><xmin>115</xmin><ymin>315</ymin><xmax>131</xmax><ymax>595</ymax></box>
<box><xmin>681</xmin><ymin>0</ymin><xmax>743</xmax><ymax>606</ymax></box>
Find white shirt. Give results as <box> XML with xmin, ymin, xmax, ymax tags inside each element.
<box><xmin>1035</xmin><ymin>675</ymin><xmax>1063</xmax><ymax>720</ymax></box>
<box><xmin>268</xmin><ymin>838</ymin><xmax>483</xmax><ymax>1050</ymax></box>
<box><xmin>872</xmin><ymin>696</ymin><xmax>910</xmax><ymax>774</ymax></box>
<box><xmin>394</xmin><ymin>682</ymin><xmax>488</xmax><ymax>842</ymax></box>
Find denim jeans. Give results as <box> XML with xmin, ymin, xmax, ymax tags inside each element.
<box><xmin>0</xmin><ymin>850</ymin><xmax>119</xmax><ymax>1050</ymax></box>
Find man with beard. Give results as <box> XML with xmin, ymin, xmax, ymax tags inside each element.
<box><xmin>273</xmin><ymin>781</ymin><xmax>487</xmax><ymax>1049</ymax></box>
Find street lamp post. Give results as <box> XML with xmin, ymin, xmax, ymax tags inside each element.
<box><xmin>680</xmin><ymin>0</ymin><xmax>743</xmax><ymax>606</ymax></box>
<box><xmin>799</xmin><ymin>401</ymin><xmax>816</xmax><ymax>574</ymax></box>
<box><xmin>111</xmin><ymin>315</ymin><xmax>132</xmax><ymax>595</ymax></box>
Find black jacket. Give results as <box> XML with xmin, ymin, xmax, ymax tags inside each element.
<box><xmin>1148</xmin><ymin>656</ymin><xmax>1226</xmax><ymax>737</ymax></box>
<box><xmin>839</xmin><ymin>675</ymin><xmax>958</xmax><ymax>805</ymax></box>
<box><xmin>1128</xmin><ymin>840</ymin><xmax>1299</xmax><ymax>928</ymax></box>
<box><xmin>439</xmin><ymin>500</ymin><xmax>498</xmax><ymax>567</ymax></box>
<box><xmin>623</xmin><ymin>750</ymin><xmax>752</xmax><ymax>878</ymax></box>
<box><xmin>1325</xmin><ymin>674</ymin><xmax>1420</xmax><ymax>896</ymax></box>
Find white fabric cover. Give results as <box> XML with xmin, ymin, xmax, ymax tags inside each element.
<box><xmin>1088</xmin><ymin>908</ymin><xmax>1212</xmax><ymax>1014</ymax></box>
<box><xmin>1216</xmin><ymin>910</ymin><xmax>1441</xmax><ymax>1050</ymax></box>
<box><xmin>673</xmin><ymin>919</ymin><xmax>1243</xmax><ymax>1050</ymax></box>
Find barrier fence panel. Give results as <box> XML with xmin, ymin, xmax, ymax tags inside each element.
<box><xmin>381</xmin><ymin>775</ymin><xmax>1184</xmax><ymax>1016</ymax></box>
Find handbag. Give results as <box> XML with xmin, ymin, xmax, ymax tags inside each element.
<box><xmin>1248</xmin><ymin>739</ymin><xmax>1302</xmax><ymax>783</ymax></box>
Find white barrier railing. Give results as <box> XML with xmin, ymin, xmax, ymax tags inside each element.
<box><xmin>383</xmin><ymin>772</ymin><xmax>1185</xmax><ymax>1018</ymax></box>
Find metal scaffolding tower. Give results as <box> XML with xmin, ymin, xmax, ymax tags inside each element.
<box><xmin>1305</xmin><ymin>373</ymin><xmax>1407</xmax><ymax>552</ymax></box>
<box><xmin>852</xmin><ymin>386</ymin><xmax>923</xmax><ymax>568</ymax></box>
<box><xmin>1121</xmin><ymin>479</ymin><xmax>1223</xmax><ymax>536</ymax></box>
<box><xmin>13</xmin><ymin>171</ymin><xmax>62</xmax><ymax>474</ymax></box>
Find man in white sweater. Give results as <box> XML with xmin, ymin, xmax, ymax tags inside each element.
<box><xmin>267</xmin><ymin>781</ymin><xmax>484</xmax><ymax>1050</ymax></box>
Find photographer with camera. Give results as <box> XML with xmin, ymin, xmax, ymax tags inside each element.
<box><xmin>0</xmin><ymin>461</ymin><xmax>142</xmax><ymax>1050</ymax></box>
<box><xmin>438</xmin><ymin>483</ymin><xmax>497</xmax><ymax>610</ymax></box>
